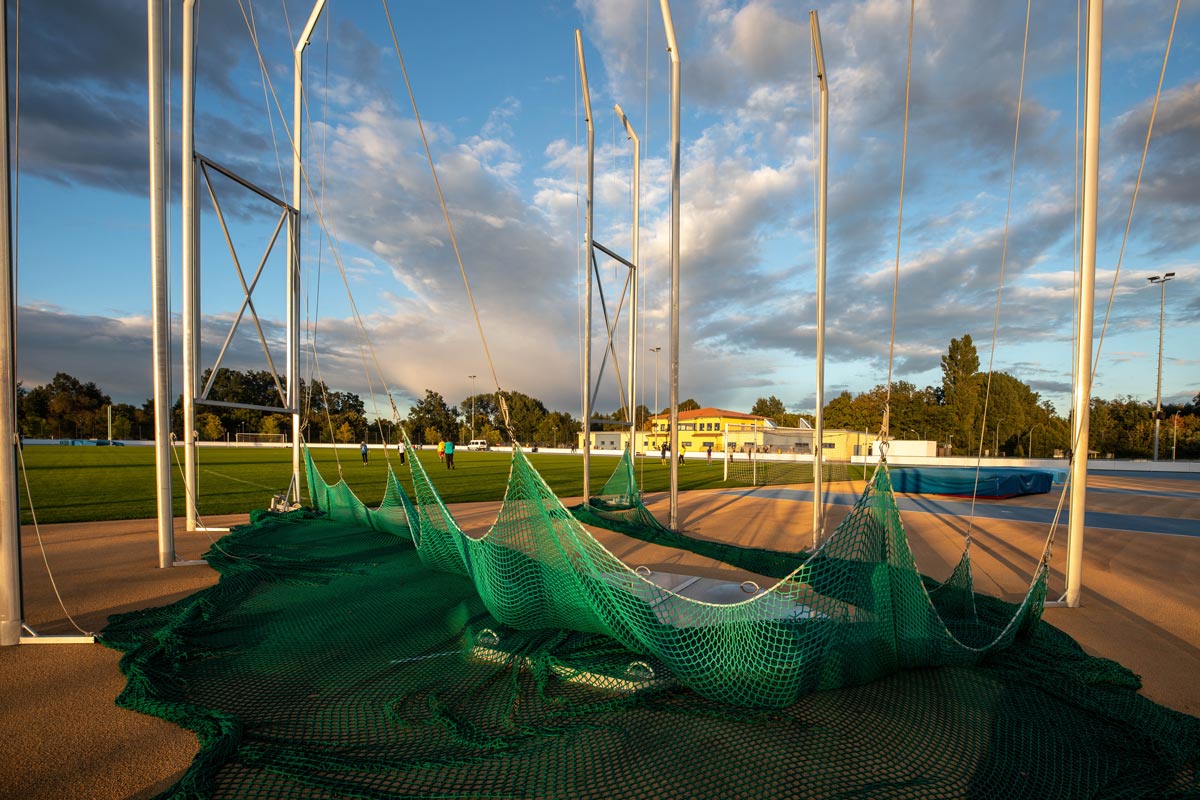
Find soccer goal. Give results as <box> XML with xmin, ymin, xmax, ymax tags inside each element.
<box><xmin>724</xmin><ymin>452</ymin><xmax>857</xmax><ymax>486</ymax></box>
<box><xmin>722</xmin><ymin>423</ymin><xmax>864</xmax><ymax>487</ymax></box>
<box><xmin>235</xmin><ymin>432</ymin><xmax>288</xmax><ymax>445</ymax></box>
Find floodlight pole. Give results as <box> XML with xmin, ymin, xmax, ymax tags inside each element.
<box><xmin>1148</xmin><ymin>272</ymin><xmax>1174</xmax><ymax>461</ymax></box>
<box><xmin>0</xmin><ymin>0</ymin><xmax>21</xmax><ymax>644</ymax></box>
<box><xmin>576</xmin><ymin>29</ymin><xmax>595</xmax><ymax>501</ymax></box>
<box><xmin>650</xmin><ymin>346</ymin><xmax>661</xmax><ymax>454</ymax></box>
<box><xmin>181</xmin><ymin>0</ymin><xmax>199</xmax><ymax>533</ymax></box>
<box><xmin>615</xmin><ymin>104</ymin><xmax>640</xmax><ymax>457</ymax></box>
<box><xmin>291</xmin><ymin>1</ymin><xmax>326</xmax><ymax>502</ymax></box>
<box><xmin>1063</xmin><ymin>0</ymin><xmax>1103</xmax><ymax>609</ymax></box>
<box><xmin>661</xmin><ymin>0</ymin><xmax>681</xmax><ymax>528</ymax></box>
<box><xmin>810</xmin><ymin>11</ymin><xmax>829</xmax><ymax>547</ymax></box>
<box><xmin>469</xmin><ymin>374</ymin><xmax>477</xmax><ymax>439</ymax></box>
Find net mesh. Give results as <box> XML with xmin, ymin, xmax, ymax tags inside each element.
<box><xmin>103</xmin><ymin>496</ymin><xmax>1200</xmax><ymax>798</ymax></box>
<box><xmin>725</xmin><ymin>454</ymin><xmax>858</xmax><ymax>486</ymax></box>
<box><xmin>303</xmin><ymin>444</ymin><xmax>1047</xmax><ymax>708</ymax></box>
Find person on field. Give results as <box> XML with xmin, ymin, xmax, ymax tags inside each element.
<box><xmin>444</xmin><ymin>439</ymin><xmax>456</xmax><ymax>470</ymax></box>
<box><xmin>707</xmin><ymin>444</ymin><xmax>713</xmax><ymax>465</ymax></box>
<box><xmin>661</xmin><ymin>442</ymin><xmax>668</xmax><ymax>465</ymax></box>
<box><xmin>397</xmin><ymin>440</ymin><xmax>406</xmax><ymax>465</ymax></box>
<box><xmin>360</xmin><ymin>441</ymin><xmax>368</xmax><ymax>465</ymax></box>
<box><xmin>437</xmin><ymin>440</ymin><xmax>445</xmax><ymax>462</ymax></box>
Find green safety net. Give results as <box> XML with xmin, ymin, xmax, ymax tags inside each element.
<box><xmin>305</xmin><ymin>442</ymin><xmax>1047</xmax><ymax>708</ymax></box>
<box><xmin>571</xmin><ymin>448</ymin><xmax>810</xmax><ymax>579</ymax></box>
<box><xmin>103</xmin><ymin>502</ymin><xmax>1200</xmax><ymax>798</ymax></box>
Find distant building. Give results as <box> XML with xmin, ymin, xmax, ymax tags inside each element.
<box><xmin>580</xmin><ymin>406</ymin><xmax>875</xmax><ymax>461</ymax></box>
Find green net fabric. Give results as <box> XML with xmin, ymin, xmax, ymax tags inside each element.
<box><xmin>592</xmin><ymin>446</ymin><xmax>641</xmax><ymax>508</ymax></box>
<box><xmin>103</xmin><ymin>506</ymin><xmax>1200</xmax><ymax>798</ymax></box>
<box><xmin>572</xmin><ymin>450</ymin><xmax>810</xmax><ymax>579</ymax></box>
<box><xmin>308</xmin><ymin>443</ymin><xmax>1047</xmax><ymax>708</ymax></box>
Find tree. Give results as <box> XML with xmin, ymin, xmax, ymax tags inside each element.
<box><xmin>503</xmin><ymin>391</ymin><xmax>549</xmax><ymax>443</ymax></box>
<box><xmin>197</xmin><ymin>412</ymin><xmax>225</xmax><ymax>441</ymax></box>
<box><xmin>406</xmin><ymin>390</ymin><xmax>459</xmax><ymax>442</ymax></box>
<box><xmin>679</xmin><ymin>398</ymin><xmax>700</xmax><ymax>412</ymax></box>
<box><xmin>22</xmin><ymin>373</ymin><xmax>112</xmax><ymax>438</ymax></box>
<box><xmin>941</xmin><ymin>335</ymin><xmax>982</xmax><ymax>454</ymax></box>
<box><xmin>750</xmin><ymin>396</ymin><xmax>787</xmax><ymax>425</ymax></box>
<box><xmin>335</xmin><ymin>421</ymin><xmax>356</xmax><ymax>443</ymax></box>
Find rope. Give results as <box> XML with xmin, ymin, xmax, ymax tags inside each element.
<box><xmin>239</xmin><ymin>0</ymin><xmax>288</xmax><ymax>200</ymax></box>
<box><xmin>1088</xmin><ymin>0</ymin><xmax>1181</xmax><ymax>382</ymax></box>
<box><xmin>379</xmin><ymin>0</ymin><xmax>517</xmax><ymax>441</ymax></box>
<box><xmin>168</xmin><ymin>435</ymin><xmax>263</xmax><ymax>562</ymax></box>
<box><xmin>232</xmin><ymin>0</ymin><xmax>408</xmax><ymax>461</ymax></box>
<box><xmin>882</xmin><ymin>0</ymin><xmax>915</xmax><ymax>444</ymax></box>
<box><xmin>16</xmin><ymin>446</ymin><xmax>95</xmax><ymax>638</ymax></box>
<box><xmin>964</xmin><ymin>0</ymin><xmax>1034</xmax><ymax>548</ymax></box>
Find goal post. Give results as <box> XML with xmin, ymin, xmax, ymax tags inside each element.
<box><xmin>235</xmin><ymin>432</ymin><xmax>288</xmax><ymax>445</ymax></box>
<box><xmin>722</xmin><ymin>423</ymin><xmax>861</xmax><ymax>487</ymax></box>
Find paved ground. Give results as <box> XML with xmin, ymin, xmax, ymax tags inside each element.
<box><xmin>2</xmin><ymin>471</ymin><xmax>1197</xmax><ymax>800</ymax></box>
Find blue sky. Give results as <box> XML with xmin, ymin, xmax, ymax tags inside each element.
<box><xmin>11</xmin><ymin>0</ymin><xmax>1200</xmax><ymax>423</ymax></box>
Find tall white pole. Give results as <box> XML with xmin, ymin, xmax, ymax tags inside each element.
<box><xmin>1155</xmin><ymin>278</ymin><xmax>1164</xmax><ymax>460</ymax></box>
<box><xmin>292</xmin><ymin>1</ymin><xmax>325</xmax><ymax>503</ymax></box>
<box><xmin>1065</xmin><ymin>0</ymin><xmax>1103</xmax><ymax>608</ymax></box>
<box><xmin>0</xmin><ymin>0</ymin><xmax>23</xmax><ymax>643</ymax></box>
<box><xmin>151</xmin><ymin>0</ymin><xmax>175</xmax><ymax>568</ymax></box>
<box><xmin>575</xmin><ymin>29</ymin><xmax>594</xmax><ymax>502</ymax></box>
<box><xmin>661</xmin><ymin>0</ymin><xmax>681</xmax><ymax>528</ymax></box>
<box><xmin>616</xmin><ymin>104</ymin><xmax>640</xmax><ymax>458</ymax></box>
<box><xmin>181</xmin><ymin>0</ymin><xmax>198</xmax><ymax>532</ymax></box>
<box><xmin>810</xmin><ymin>11</ymin><xmax>829</xmax><ymax>547</ymax></box>
<box><xmin>650</xmin><ymin>347</ymin><xmax>660</xmax><ymax>457</ymax></box>
<box><xmin>1149</xmin><ymin>273</ymin><xmax>1174</xmax><ymax>460</ymax></box>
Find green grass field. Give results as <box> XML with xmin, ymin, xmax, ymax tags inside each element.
<box><xmin>16</xmin><ymin>445</ymin><xmax>762</xmax><ymax>524</ymax></box>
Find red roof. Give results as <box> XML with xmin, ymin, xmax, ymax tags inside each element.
<box><xmin>649</xmin><ymin>407</ymin><xmax>768</xmax><ymax>423</ymax></box>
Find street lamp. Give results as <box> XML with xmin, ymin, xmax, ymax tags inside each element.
<box><xmin>1172</xmin><ymin>412</ymin><xmax>1180</xmax><ymax>462</ymax></box>
<box><xmin>1027</xmin><ymin>422</ymin><xmax>1043</xmax><ymax>459</ymax></box>
<box><xmin>1148</xmin><ymin>272</ymin><xmax>1175</xmax><ymax>461</ymax></box>
<box><xmin>649</xmin><ymin>347</ymin><xmax>662</xmax><ymax>446</ymax></box>
<box><xmin>994</xmin><ymin>417</ymin><xmax>1004</xmax><ymax>457</ymax></box>
<box><xmin>468</xmin><ymin>374</ymin><xmax>477</xmax><ymax>440</ymax></box>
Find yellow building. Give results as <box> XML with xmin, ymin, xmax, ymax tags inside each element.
<box><xmin>582</xmin><ymin>407</ymin><xmax>872</xmax><ymax>461</ymax></box>
<box><xmin>644</xmin><ymin>407</ymin><xmax>771</xmax><ymax>455</ymax></box>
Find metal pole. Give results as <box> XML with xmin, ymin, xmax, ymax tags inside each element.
<box><xmin>650</xmin><ymin>346</ymin><xmax>660</xmax><ymax>461</ymax></box>
<box><xmin>181</xmin><ymin>0</ymin><xmax>198</xmax><ymax>533</ymax></box>
<box><xmin>661</xmin><ymin>0</ymin><xmax>681</xmax><ymax>528</ymax></box>
<box><xmin>809</xmin><ymin>11</ymin><xmax>828</xmax><ymax>546</ymax></box>
<box><xmin>616</xmin><ymin>104</ymin><xmax>639</xmax><ymax>458</ymax></box>
<box><xmin>575</xmin><ymin>29</ymin><xmax>594</xmax><ymax>501</ymax></box>
<box><xmin>1148</xmin><ymin>273</ymin><xmax>1174</xmax><ymax>460</ymax></box>
<box><xmin>1065</xmin><ymin>0</ymin><xmax>1103</xmax><ymax>609</ymax></box>
<box><xmin>723</xmin><ymin>423</ymin><xmax>728</xmax><ymax>481</ymax></box>
<box><xmin>292</xmin><ymin>1</ymin><xmax>326</xmax><ymax>503</ymax></box>
<box><xmin>469</xmin><ymin>374</ymin><xmax>476</xmax><ymax>439</ymax></box>
<box><xmin>0</xmin><ymin>0</ymin><xmax>23</xmax><ymax>643</ymax></box>
<box><xmin>150</xmin><ymin>0</ymin><xmax>174</xmax><ymax>568</ymax></box>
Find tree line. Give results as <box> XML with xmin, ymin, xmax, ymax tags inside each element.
<box><xmin>18</xmin><ymin>336</ymin><xmax>1199</xmax><ymax>459</ymax></box>
<box><xmin>747</xmin><ymin>334</ymin><xmax>1200</xmax><ymax>460</ymax></box>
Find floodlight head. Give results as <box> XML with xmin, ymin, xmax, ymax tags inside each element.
<box><xmin>1165</xmin><ymin>272</ymin><xmax>1176</xmax><ymax>279</ymax></box>
<box><xmin>1148</xmin><ymin>275</ymin><xmax>1160</xmax><ymax>283</ymax></box>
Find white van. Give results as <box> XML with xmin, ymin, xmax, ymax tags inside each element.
<box><xmin>468</xmin><ymin>439</ymin><xmax>490</xmax><ymax>451</ymax></box>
